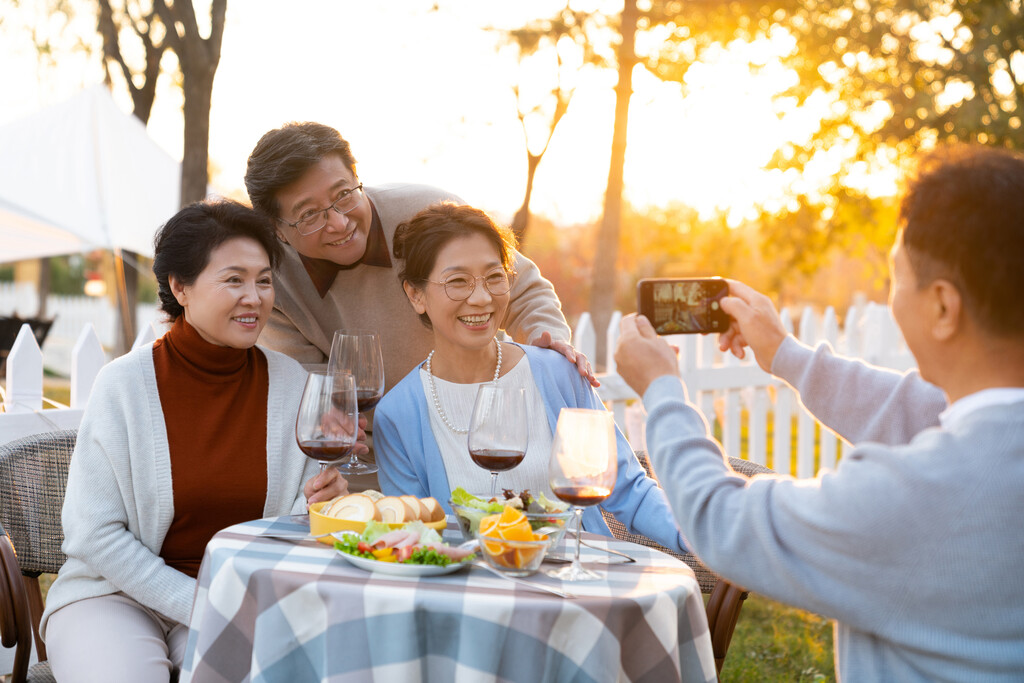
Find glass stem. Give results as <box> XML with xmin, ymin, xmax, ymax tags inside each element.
<box><xmin>572</xmin><ymin>507</ymin><xmax>583</xmax><ymax>570</ymax></box>
<box><xmin>489</xmin><ymin>472</ymin><xmax>499</xmax><ymax>497</ymax></box>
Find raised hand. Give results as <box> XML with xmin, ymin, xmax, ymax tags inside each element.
<box><xmin>716</xmin><ymin>280</ymin><xmax>788</xmax><ymax>373</ymax></box>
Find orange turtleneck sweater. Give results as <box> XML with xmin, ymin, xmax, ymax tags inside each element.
<box><xmin>152</xmin><ymin>317</ymin><xmax>269</xmax><ymax>578</ymax></box>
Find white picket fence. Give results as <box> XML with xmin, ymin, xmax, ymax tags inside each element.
<box><xmin>0</xmin><ymin>320</ymin><xmax>168</xmax><ymax>445</ymax></box>
<box><xmin>573</xmin><ymin>301</ymin><xmax>915</xmax><ymax>477</ymax></box>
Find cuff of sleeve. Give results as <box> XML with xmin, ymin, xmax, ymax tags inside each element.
<box><xmin>770</xmin><ymin>335</ymin><xmax>814</xmax><ymax>383</ymax></box>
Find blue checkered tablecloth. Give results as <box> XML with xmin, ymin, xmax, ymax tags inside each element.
<box><xmin>181</xmin><ymin>516</ymin><xmax>716</xmax><ymax>683</ymax></box>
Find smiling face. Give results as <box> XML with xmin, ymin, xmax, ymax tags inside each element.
<box><xmin>273</xmin><ymin>154</ymin><xmax>372</xmax><ymax>265</ymax></box>
<box><xmin>171</xmin><ymin>236</ymin><xmax>275</xmax><ymax>348</ymax></box>
<box><xmin>405</xmin><ymin>233</ymin><xmax>510</xmax><ymax>357</ymax></box>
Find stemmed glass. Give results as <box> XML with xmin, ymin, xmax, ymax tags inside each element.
<box><xmin>295</xmin><ymin>371</ymin><xmax>359</xmax><ymax>475</ymax></box>
<box><xmin>546</xmin><ymin>408</ymin><xmax>617</xmax><ymax>581</ymax></box>
<box><xmin>468</xmin><ymin>384</ymin><xmax>528</xmax><ymax>497</ymax></box>
<box><xmin>328</xmin><ymin>330</ymin><xmax>384</xmax><ymax>476</ymax></box>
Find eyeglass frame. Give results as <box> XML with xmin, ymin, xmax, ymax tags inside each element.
<box><xmin>276</xmin><ymin>183</ymin><xmax>365</xmax><ymax>236</ymax></box>
<box><xmin>425</xmin><ymin>269</ymin><xmax>513</xmax><ymax>301</ymax></box>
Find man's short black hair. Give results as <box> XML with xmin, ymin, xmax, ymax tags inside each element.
<box><xmin>900</xmin><ymin>145</ymin><xmax>1024</xmax><ymax>336</ymax></box>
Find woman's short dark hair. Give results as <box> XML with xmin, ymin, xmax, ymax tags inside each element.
<box><xmin>900</xmin><ymin>144</ymin><xmax>1024</xmax><ymax>336</ymax></box>
<box><xmin>244</xmin><ymin>122</ymin><xmax>357</xmax><ymax>219</ymax></box>
<box><xmin>393</xmin><ymin>203</ymin><xmax>517</xmax><ymax>328</ymax></box>
<box><xmin>153</xmin><ymin>199</ymin><xmax>283</xmax><ymax>321</ymax></box>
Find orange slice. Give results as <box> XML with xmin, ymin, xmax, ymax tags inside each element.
<box><xmin>499</xmin><ymin>521</ymin><xmax>534</xmax><ymax>542</ymax></box>
<box><xmin>479</xmin><ymin>513</ymin><xmax>500</xmax><ymax>537</ymax></box>
<box><xmin>497</xmin><ymin>506</ymin><xmax>526</xmax><ymax>528</ymax></box>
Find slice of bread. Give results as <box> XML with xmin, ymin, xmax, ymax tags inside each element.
<box><xmin>376</xmin><ymin>496</ymin><xmax>416</xmax><ymax>524</ymax></box>
<box><xmin>327</xmin><ymin>493</ymin><xmax>381</xmax><ymax>522</ymax></box>
<box><xmin>400</xmin><ymin>495</ymin><xmax>429</xmax><ymax>522</ymax></box>
<box><xmin>419</xmin><ymin>497</ymin><xmax>445</xmax><ymax>522</ymax></box>
<box><xmin>361</xmin><ymin>489</ymin><xmax>385</xmax><ymax>502</ymax></box>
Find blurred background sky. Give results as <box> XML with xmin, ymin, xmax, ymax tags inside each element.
<box><xmin>0</xmin><ymin>0</ymin><xmax>837</xmax><ymax>227</ymax></box>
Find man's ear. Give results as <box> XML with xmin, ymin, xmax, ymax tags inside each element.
<box><xmin>403</xmin><ymin>281</ymin><xmax>426</xmax><ymax>315</ymax></box>
<box><xmin>930</xmin><ymin>279</ymin><xmax>962</xmax><ymax>341</ymax></box>
<box><xmin>169</xmin><ymin>274</ymin><xmax>188</xmax><ymax>307</ymax></box>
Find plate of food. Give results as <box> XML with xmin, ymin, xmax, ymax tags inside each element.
<box><xmin>333</xmin><ymin>520</ymin><xmax>476</xmax><ymax>577</ymax></box>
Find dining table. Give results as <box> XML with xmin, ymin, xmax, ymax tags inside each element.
<box><xmin>180</xmin><ymin>515</ymin><xmax>717</xmax><ymax>683</ymax></box>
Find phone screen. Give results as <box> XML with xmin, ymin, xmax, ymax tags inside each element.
<box><xmin>638</xmin><ymin>278</ymin><xmax>729</xmax><ymax>335</ymax></box>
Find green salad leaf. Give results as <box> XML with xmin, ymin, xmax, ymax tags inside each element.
<box><xmin>536</xmin><ymin>492</ymin><xmax>569</xmax><ymax>513</ymax></box>
<box><xmin>451</xmin><ymin>487</ymin><xmax>504</xmax><ymax>513</ymax></box>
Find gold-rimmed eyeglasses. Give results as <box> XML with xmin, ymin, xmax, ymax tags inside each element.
<box><xmin>426</xmin><ymin>270</ymin><xmax>512</xmax><ymax>301</ymax></box>
<box><xmin>277</xmin><ymin>184</ymin><xmax>365</xmax><ymax>236</ymax></box>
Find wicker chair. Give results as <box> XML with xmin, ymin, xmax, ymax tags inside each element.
<box><xmin>601</xmin><ymin>451</ymin><xmax>776</xmax><ymax>678</ymax></box>
<box><xmin>0</xmin><ymin>429</ymin><xmax>77</xmax><ymax>683</ymax></box>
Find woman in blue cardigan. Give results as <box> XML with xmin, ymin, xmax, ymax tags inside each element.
<box><xmin>373</xmin><ymin>203</ymin><xmax>687</xmax><ymax>552</ymax></box>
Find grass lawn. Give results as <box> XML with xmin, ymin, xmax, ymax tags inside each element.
<box><xmin>30</xmin><ymin>383</ymin><xmax>838</xmax><ymax>680</ymax></box>
<box><xmin>720</xmin><ymin>594</ymin><xmax>836</xmax><ymax>681</ymax></box>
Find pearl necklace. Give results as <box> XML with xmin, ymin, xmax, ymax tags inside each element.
<box><xmin>425</xmin><ymin>337</ymin><xmax>502</xmax><ymax>434</ymax></box>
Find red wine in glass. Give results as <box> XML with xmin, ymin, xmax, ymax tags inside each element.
<box><xmin>328</xmin><ymin>330</ymin><xmax>384</xmax><ymax>476</ymax></box>
<box><xmin>298</xmin><ymin>440</ymin><xmax>355</xmax><ymax>464</ymax></box>
<box><xmin>468</xmin><ymin>385</ymin><xmax>528</xmax><ymax>497</ymax></box>
<box><xmin>550</xmin><ymin>485</ymin><xmax>612</xmax><ymax>507</ymax></box>
<box><xmin>547</xmin><ymin>409</ymin><xmax>618</xmax><ymax>582</ymax></box>
<box><xmin>296</xmin><ymin>371</ymin><xmax>359</xmax><ymax>475</ymax></box>
<box><xmin>356</xmin><ymin>389</ymin><xmax>383</xmax><ymax>412</ymax></box>
<box><xmin>469</xmin><ymin>448</ymin><xmax>526</xmax><ymax>472</ymax></box>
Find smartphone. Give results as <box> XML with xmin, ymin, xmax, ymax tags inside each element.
<box><xmin>636</xmin><ymin>278</ymin><xmax>730</xmax><ymax>335</ymax></box>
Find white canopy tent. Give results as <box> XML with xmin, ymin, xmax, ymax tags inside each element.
<box><xmin>0</xmin><ymin>85</ymin><xmax>181</xmax><ymax>263</ymax></box>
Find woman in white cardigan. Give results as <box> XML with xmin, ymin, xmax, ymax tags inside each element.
<box><xmin>42</xmin><ymin>200</ymin><xmax>349</xmax><ymax>682</ymax></box>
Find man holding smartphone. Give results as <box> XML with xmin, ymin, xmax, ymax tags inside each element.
<box><xmin>614</xmin><ymin>144</ymin><xmax>1024</xmax><ymax>680</ymax></box>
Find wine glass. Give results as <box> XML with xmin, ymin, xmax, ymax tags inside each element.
<box><xmin>328</xmin><ymin>330</ymin><xmax>384</xmax><ymax>476</ymax></box>
<box><xmin>546</xmin><ymin>408</ymin><xmax>617</xmax><ymax>581</ymax></box>
<box><xmin>296</xmin><ymin>371</ymin><xmax>359</xmax><ymax>475</ymax></box>
<box><xmin>468</xmin><ymin>384</ymin><xmax>528</xmax><ymax>497</ymax></box>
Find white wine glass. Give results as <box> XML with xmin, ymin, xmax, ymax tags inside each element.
<box><xmin>468</xmin><ymin>384</ymin><xmax>528</xmax><ymax>498</ymax></box>
<box><xmin>296</xmin><ymin>371</ymin><xmax>358</xmax><ymax>475</ymax></box>
<box><xmin>328</xmin><ymin>330</ymin><xmax>384</xmax><ymax>476</ymax></box>
<box><xmin>546</xmin><ymin>408</ymin><xmax>617</xmax><ymax>581</ymax></box>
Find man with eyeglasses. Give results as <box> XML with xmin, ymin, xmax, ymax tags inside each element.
<box><xmin>245</xmin><ymin>122</ymin><xmax>592</xmax><ymax>486</ymax></box>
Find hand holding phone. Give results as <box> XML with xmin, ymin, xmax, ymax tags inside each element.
<box><xmin>636</xmin><ymin>277</ymin><xmax>730</xmax><ymax>335</ymax></box>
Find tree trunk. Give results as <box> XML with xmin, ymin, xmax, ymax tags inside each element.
<box><xmin>36</xmin><ymin>258</ymin><xmax>50</xmax><ymax>318</ymax></box>
<box><xmin>114</xmin><ymin>250</ymin><xmax>138</xmax><ymax>354</ymax></box>
<box><xmin>511</xmin><ymin>154</ymin><xmax>542</xmax><ymax>247</ymax></box>
<box><xmin>589</xmin><ymin>0</ymin><xmax>637</xmax><ymax>371</ymax></box>
<box><xmin>180</xmin><ymin>70</ymin><xmax>215</xmax><ymax>205</ymax></box>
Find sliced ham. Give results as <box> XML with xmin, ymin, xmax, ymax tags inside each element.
<box><xmin>372</xmin><ymin>530</ymin><xmax>420</xmax><ymax>549</ymax></box>
<box><xmin>424</xmin><ymin>542</ymin><xmax>475</xmax><ymax>561</ymax></box>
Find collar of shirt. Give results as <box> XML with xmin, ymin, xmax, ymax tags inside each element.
<box><xmin>297</xmin><ymin>199</ymin><xmax>393</xmax><ymax>298</ymax></box>
<box><xmin>939</xmin><ymin>387</ymin><xmax>1024</xmax><ymax>428</ymax></box>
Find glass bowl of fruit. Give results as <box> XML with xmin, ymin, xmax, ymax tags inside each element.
<box><xmin>450</xmin><ymin>487</ymin><xmax>573</xmax><ymax>548</ymax></box>
<box><xmin>475</xmin><ymin>506</ymin><xmax>554</xmax><ymax>577</ymax></box>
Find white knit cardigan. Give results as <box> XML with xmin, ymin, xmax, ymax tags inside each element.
<box><xmin>40</xmin><ymin>343</ymin><xmax>316</xmax><ymax>637</ymax></box>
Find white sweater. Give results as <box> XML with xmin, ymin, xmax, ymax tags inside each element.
<box><xmin>40</xmin><ymin>343</ymin><xmax>316</xmax><ymax>637</ymax></box>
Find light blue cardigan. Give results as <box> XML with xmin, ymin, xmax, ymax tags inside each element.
<box><xmin>373</xmin><ymin>344</ymin><xmax>688</xmax><ymax>553</ymax></box>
